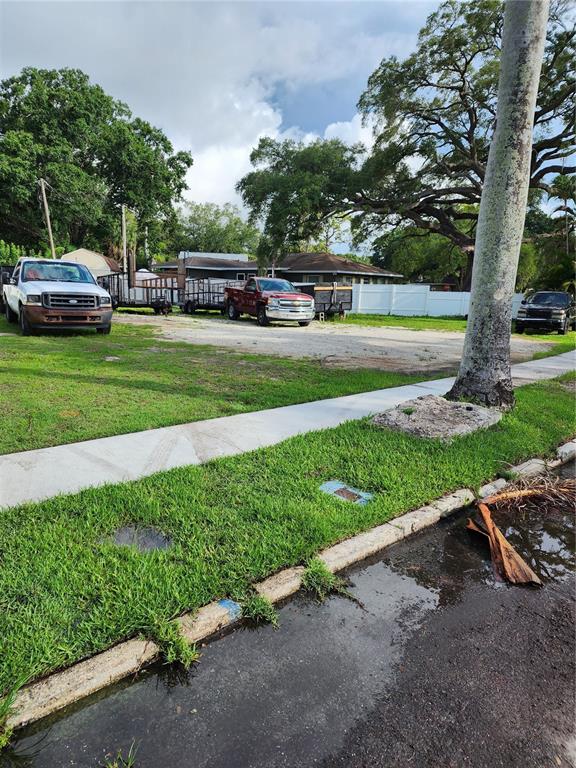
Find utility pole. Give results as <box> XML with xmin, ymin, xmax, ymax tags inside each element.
<box><xmin>121</xmin><ymin>204</ymin><xmax>128</xmax><ymax>274</ymax></box>
<box><xmin>38</xmin><ymin>179</ymin><xmax>56</xmax><ymax>259</ymax></box>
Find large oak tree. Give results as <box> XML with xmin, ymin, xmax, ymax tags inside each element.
<box><xmin>237</xmin><ymin>0</ymin><xmax>574</xmax><ymax>285</ymax></box>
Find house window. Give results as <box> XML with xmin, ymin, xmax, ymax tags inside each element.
<box><xmin>304</xmin><ymin>274</ymin><xmax>322</xmax><ymax>283</ymax></box>
<box><xmin>236</xmin><ymin>273</ymin><xmax>246</xmax><ymax>280</ymax></box>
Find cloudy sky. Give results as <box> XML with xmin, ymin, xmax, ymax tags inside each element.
<box><xmin>0</xmin><ymin>1</ymin><xmax>437</xmax><ymax>209</ymax></box>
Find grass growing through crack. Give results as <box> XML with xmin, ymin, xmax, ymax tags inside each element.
<box><xmin>100</xmin><ymin>742</ymin><xmax>137</xmax><ymax>768</ymax></box>
<box><xmin>241</xmin><ymin>595</ymin><xmax>279</xmax><ymax>628</ymax></box>
<box><xmin>0</xmin><ymin>676</ymin><xmax>26</xmax><ymax>749</ymax></box>
<box><xmin>302</xmin><ymin>558</ymin><xmax>348</xmax><ymax>602</ymax></box>
<box><xmin>0</xmin><ymin>375</ymin><xmax>574</xmax><ymax>696</ymax></box>
<box><xmin>147</xmin><ymin>619</ymin><xmax>199</xmax><ymax>668</ymax></box>
<box><xmin>0</xmin><ymin>315</ymin><xmax>433</xmax><ymax>454</ymax></box>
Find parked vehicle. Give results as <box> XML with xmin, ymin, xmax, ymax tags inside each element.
<box><xmin>515</xmin><ymin>291</ymin><xmax>575</xmax><ymax>335</ymax></box>
<box><xmin>2</xmin><ymin>258</ymin><xmax>113</xmax><ymax>335</ymax></box>
<box><xmin>224</xmin><ymin>277</ymin><xmax>315</xmax><ymax>326</ymax></box>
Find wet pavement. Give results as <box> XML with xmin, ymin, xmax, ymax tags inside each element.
<box><xmin>4</xmin><ymin>463</ymin><xmax>575</xmax><ymax>768</ymax></box>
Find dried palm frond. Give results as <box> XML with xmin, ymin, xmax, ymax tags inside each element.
<box><xmin>483</xmin><ymin>475</ymin><xmax>575</xmax><ymax>515</ymax></box>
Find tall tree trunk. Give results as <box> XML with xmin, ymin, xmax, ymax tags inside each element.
<box><xmin>447</xmin><ymin>0</ymin><xmax>549</xmax><ymax>409</ymax></box>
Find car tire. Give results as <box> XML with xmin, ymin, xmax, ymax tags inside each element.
<box><xmin>298</xmin><ymin>321</ymin><xmax>310</xmax><ymax>327</ymax></box>
<box><xmin>256</xmin><ymin>306</ymin><xmax>269</xmax><ymax>326</ymax></box>
<box><xmin>5</xmin><ymin>301</ymin><xmax>17</xmax><ymax>324</ymax></box>
<box><xmin>97</xmin><ymin>325</ymin><xmax>111</xmax><ymax>335</ymax></box>
<box><xmin>558</xmin><ymin>320</ymin><xmax>568</xmax><ymax>335</ymax></box>
<box><xmin>515</xmin><ymin>323</ymin><xmax>524</xmax><ymax>334</ymax></box>
<box><xmin>227</xmin><ymin>301</ymin><xmax>240</xmax><ymax>321</ymax></box>
<box><xmin>18</xmin><ymin>306</ymin><xmax>32</xmax><ymax>336</ymax></box>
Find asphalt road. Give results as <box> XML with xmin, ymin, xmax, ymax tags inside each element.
<box><xmin>6</xmin><ymin>464</ymin><xmax>575</xmax><ymax>768</ymax></box>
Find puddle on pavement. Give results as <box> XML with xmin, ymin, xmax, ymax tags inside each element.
<box><xmin>492</xmin><ymin>506</ymin><xmax>574</xmax><ymax>583</ymax></box>
<box><xmin>107</xmin><ymin>525</ymin><xmax>172</xmax><ymax>552</ymax></box>
<box><xmin>5</xmin><ymin>464</ymin><xmax>574</xmax><ymax>768</ymax></box>
<box><xmin>472</xmin><ymin>462</ymin><xmax>575</xmax><ymax>585</ymax></box>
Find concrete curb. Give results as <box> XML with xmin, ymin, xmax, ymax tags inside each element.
<box><xmin>7</xmin><ymin>439</ymin><xmax>575</xmax><ymax>731</ymax></box>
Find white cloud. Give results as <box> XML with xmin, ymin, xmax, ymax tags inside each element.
<box><xmin>324</xmin><ymin>112</ymin><xmax>374</xmax><ymax>148</ymax></box>
<box><xmin>1</xmin><ymin>1</ymin><xmax>436</xmax><ymax>205</ymax></box>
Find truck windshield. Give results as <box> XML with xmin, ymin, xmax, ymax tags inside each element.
<box><xmin>258</xmin><ymin>279</ymin><xmax>296</xmax><ymax>292</ymax></box>
<box><xmin>22</xmin><ymin>262</ymin><xmax>95</xmax><ymax>284</ymax></box>
<box><xmin>529</xmin><ymin>292</ymin><xmax>570</xmax><ymax>307</ymax></box>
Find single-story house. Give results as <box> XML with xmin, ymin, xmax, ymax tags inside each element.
<box><xmin>183</xmin><ymin>255</ymin><xmax>259</xmax><ymax>281</ymax></box>
<box><xmin>276</xmin><ymin>252</ymin><xmax>403</xmax><ymax>285</ymax></box>
<box><xmin>170</xmin><ymin>251</ymin><xmax>402</xmax><ymax>285</ymax></box>
<box><xmin>61</xmin><ymin>248</ymin><xmax>122</xmax><ymax>278</ymax></box>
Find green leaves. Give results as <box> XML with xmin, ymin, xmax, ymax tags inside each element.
<box><xmin>238</xmin><ymin>0</ymin><xmax>574</xmax><ymax>286</ymax></box>
<box><xmin>173</xmin><ymin>202</ymin><xmax>260</xmax><ymax>256</ymax></box>
<box><xmin>0</xmin><ymin>67</ymin><xmax>193</xmax><ymax>253</ymax></box>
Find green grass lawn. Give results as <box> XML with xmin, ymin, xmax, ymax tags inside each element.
<box><xmin>0</xmin><ymin>316</ymin><xmax>429</xmax><ymax>455</ymax></box>
<box><xmin>0</xmin><ymin>374</ymin><xmax>574</xmax><ymax>697</ymax></box>
<box><xmin>342</xmin><ymin>313</ymin><xmax>469</xmax><ymax>331</ymax></box>
<box><xmin>341</xmin><ymin>314</ymin><xmax>575</xmax><ymax>358</ymax></box>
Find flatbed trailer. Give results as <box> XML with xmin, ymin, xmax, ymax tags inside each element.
<box><xmin>180</xmin><ymin>278</ymin><xmax>244</xmax><ymax>313</ymax></box>
<box><xmin>98</xmin><ymin>272</ymin><xmax>179</xmax><ymax>314</ymax></box>
<box><xmin>295</xmin><ymin>283</ymin><xmax>353</xmax><ymax>317</ymax></box>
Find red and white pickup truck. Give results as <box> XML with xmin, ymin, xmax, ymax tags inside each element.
<box><xmin>224</xmin><ymin>277</ymin><xmax>315</xmax><ymax>327</ymax></box>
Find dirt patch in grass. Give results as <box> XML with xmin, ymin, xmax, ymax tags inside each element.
<box><xmin>372</xmin><ymin>394</ymin><xmax>503</xmax><ymax>441</ymax></box>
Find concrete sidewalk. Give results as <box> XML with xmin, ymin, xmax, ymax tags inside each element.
<box><xmin>1</xmin><ymin>351</ymin><xmax>573</xmax><ymax>509</ymax></box>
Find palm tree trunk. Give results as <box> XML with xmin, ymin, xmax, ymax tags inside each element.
<box><xmin>447</xmin><ymin>0</ymin><xmax>549</xmax><ymax>408</ymax></box>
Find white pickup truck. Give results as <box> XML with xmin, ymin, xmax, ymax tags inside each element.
<box><xmin>2</xmin><ymin>258</ymin><xmax>113</xmax><ymax>335</ymax></box>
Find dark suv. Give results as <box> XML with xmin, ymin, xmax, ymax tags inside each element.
<box><xmin>515</xmin><ymin>291</ymin><xmax>575</xmax><ymax>335</ymax></box>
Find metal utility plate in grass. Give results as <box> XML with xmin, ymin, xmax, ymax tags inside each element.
<box><xmin>109</xmin><ymin>525</ymin><xmax>172</xmax><ymax>552</ymax></box>
<box><xmin>320</xmin><ymin>480</ymin><xmax>373</xmax><ymax>505</ymax></box>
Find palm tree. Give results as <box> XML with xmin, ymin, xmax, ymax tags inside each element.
<box><xmin>447</xmin><ymin>0</ymin><xmax>550</xmax><ymax>408</ymax></box>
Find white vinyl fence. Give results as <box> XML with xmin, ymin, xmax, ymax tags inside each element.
<box><xmin>351</xmin><ymin>284</ymin><xmax>524</xmax><ymax>318</ymax></box>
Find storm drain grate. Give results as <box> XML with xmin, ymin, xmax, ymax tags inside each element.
<box><xmin>319</xmin><ymin>481</ymin><xmax>373</xmax><ymax>505</ymax></box>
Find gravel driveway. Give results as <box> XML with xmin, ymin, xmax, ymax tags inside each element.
<box><xmin>117</xmin><ymin>313</ymin><xmax>551</xmax><ymax>373</ymax></box>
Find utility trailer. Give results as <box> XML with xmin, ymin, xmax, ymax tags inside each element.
<box><xmin>98</xmin><ymin>272</ymin><xmax>179</xmax><ymax>314</ymax></box>
<box><xmin>180</xmin><ymin>278</ymin><xmax>244</xmax><ymax>313</ymax></box>
<box><xmin>295</xmin><ymin>283</ymin><xmax>353</xmax><ymax>317</ymax></box>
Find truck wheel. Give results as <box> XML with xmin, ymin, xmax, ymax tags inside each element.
<box><xmin>227</xmin><ymin>301</ymin><xmax>240</xmax><ymax>321</ymax></box>
<box><xmin>18</xmin><ymin>306</ymin><xmax>32</xmax><ymax>336</ymax></box>
<box><xmin>184</xmin><ymin>300</ymin><xmax>196</xmax><ymax>315</ymax></box>
<box><xmin>97</xmin><ymin>324</ymin><xmax>112</xmax><ymax>335</ymax></box>
<box><xmin>558</xmin><ymin>320</ymin><xmax>568</xmax><ymax>335</ymax></box>
<box><xmin>256</xmin><ymin>306</ymin><xmax>269</xmax><ymax>326</ymax></box>
<box><xmin>298</xmin><ymin>321</ymin><xmax>310</xmax><ymax>327</ymax></box>
<box><xmin>5</xmin><ymin>301</ymin><xmax>17</xmax><ymax>324</ymax></box>
<box><xmin>515</xmin><ymin>323</ymin><xmax>524</xmax><ymax>334</ymax></box>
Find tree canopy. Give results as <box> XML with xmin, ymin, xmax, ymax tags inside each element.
<box><xmin>237</xmin><ymin>0</ymin><xmax>574</xmax><ymax>286</ymax></box>
<box><xmin>167</xmin><ymin>202</ymin><xmax>260</xmax><ymax>257</ymax></box>
<box><xmin>0</xmin><ymin>68</ymin><xmax>192</xmax><ymax>255</ymax></box>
